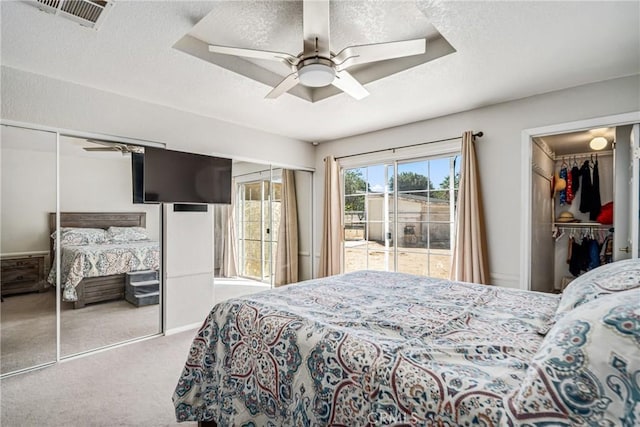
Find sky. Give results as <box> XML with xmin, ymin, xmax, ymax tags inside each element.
<box><xmin>349</xmin><ymin>155</ymin><xmax>460</xmax><ymax>193</ymax></box>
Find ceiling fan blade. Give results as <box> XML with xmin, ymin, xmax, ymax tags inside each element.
<box><xmin>332</xmin><ymin>70</ymin><xmax>369</xmax><ymax>100</ymax></box>
<box><xmin>265</xmin><ymin>73</ymin><xmax>300</xmax><ymax>99</ymax></box>
<box><xmin>209</xmin><ymin>45</ymin><xmax>298</xmax><ymax>66</ymax></box>
<box><xmin>333</xmin><ymin>38</ymin><xmax>426</xmax><ymax>70</ymax></box>
<box><xmin>303</xmin><ymin>0</ymin><xmax>330</xmax><ymax>58</ymax></box>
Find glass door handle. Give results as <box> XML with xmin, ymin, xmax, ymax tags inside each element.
<box><xmin>619</xmin><ymin>246</ymin><xmax>630</xmax><ymax>253</ymax></box>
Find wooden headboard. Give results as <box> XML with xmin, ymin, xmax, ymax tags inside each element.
<box><xmin>48</xmin><ymin>212</ymin><xmax>146</xmax><ymax>264</ymax></box>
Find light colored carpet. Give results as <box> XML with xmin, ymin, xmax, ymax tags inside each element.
<box><xmin>1</xmin><ymin>288</ymin><xmax>160</xmax><ymax>375</ymax></box>
<box><xmin>1</xmin><ymin>329</ymin><xmax>198</xmax><ymax>426</ymax></box>
<box><xmin>0</xmin><ymin>290</ymin><xmax>56</xmax><ymax>373</ymax></box>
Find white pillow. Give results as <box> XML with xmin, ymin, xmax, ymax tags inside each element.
<box><xmin>555</xmin><ymin>259</ymin><xmax>640</xmax><ymax>319</ymax></box>
<box><xmin>107</xmin><ymin>226</ymin><xmax>150</xmax><ymax>242</ymax></box>
<box><xmin>52</xmin><ymin>227</ymin><xmax>108</xmax><ymax>246</ymax></box>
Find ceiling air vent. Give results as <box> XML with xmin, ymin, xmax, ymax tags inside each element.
<box><xmin>32</xmin><ymin>0</ymin><xmax>114</xmax><ymax>30</ymax></box>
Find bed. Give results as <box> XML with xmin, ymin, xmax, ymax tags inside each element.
<box><xmin>173</xmin><ymin>260</ymin><xmax>640</xmax><ymax>426</ymax></box>
<box><xmin>47</xmin><ymin>212</ymin><xmax>160</xmax><ymax>309</ymax></box>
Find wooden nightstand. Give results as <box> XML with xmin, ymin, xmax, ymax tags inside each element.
<box><xmin>1</xmin><ymin>254</ymin><xmax>47</xmax><ymax>296</ymax></box>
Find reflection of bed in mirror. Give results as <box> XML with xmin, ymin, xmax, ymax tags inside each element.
<box><xmin>48</xmin><ymin>212</ymin><xmax>160</xmax><ymax>309</ymax></box>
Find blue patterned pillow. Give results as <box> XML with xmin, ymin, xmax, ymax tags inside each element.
<box><xmin>107</xmin><ymin>226</ymin><xmax>149</xmax><ymax>242</ymax></box>
<box><xmin>555</xmin><ymin>259</ymin><xmax>640</xmax><ymax>319</ymax></box>
<box><xmin>52</xmin><ymin>227</ymin><xmax>108</xmax><ymax>246</ymax></box>
<box><xmin>509</xmin><ymin>289</ymin><xmax>640</xmax><ymax>425</ymax></box>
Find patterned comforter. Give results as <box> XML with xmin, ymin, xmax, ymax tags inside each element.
<box><xmin>47</xmin><ymin>241</ymin><xmax>160</xmax><ymax>302</ymax></box>
<box><xmin>173</xmin><ymin>270</ymin><xmax>562</xmax><ymax>426</ymax></box>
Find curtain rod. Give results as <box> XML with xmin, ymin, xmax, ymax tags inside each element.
<box><xmin>333</xmin><ymin>131</ymin><xmax>483</xmax><ymax>161</ymax></box>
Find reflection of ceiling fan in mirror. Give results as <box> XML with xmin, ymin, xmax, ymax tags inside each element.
<box><xmin>82</xmin><ymin>140</ymin><xmax>143</xmax><ymax>155</ymax></box>
<box><xmin>207</xmin><ymin>0</ymin><xmax>426</xmax><ymax>100</ymax></box>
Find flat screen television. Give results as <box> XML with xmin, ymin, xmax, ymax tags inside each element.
<box><xmin>131</xmin><ymin>152</ymin><xmax>145</xmax><ymax>204</ymax></box>
<box><xmin>141</xmin><ymin>147</ymin><xmax>232</xmax><ymax>204</ymax></box>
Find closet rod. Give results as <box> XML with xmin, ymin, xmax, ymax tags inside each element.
<box><xmin>554</xmin><ymin>150</ymin><xmax>613</xmax><ymax>161</ymax></box>
<box><xmin>334</xmin><ymin>131</ymin><xmax>483</xmax><ymax>161</ymax></box>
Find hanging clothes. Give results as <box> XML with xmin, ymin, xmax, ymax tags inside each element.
<box><xmin>566</xmin><ymin>165</ymin><xmax>574</xmax><ymax>204</ymax></box>
<box><xmin>600</xmin><ymin>232</ymin><xmax>614</xmax><ymax>264</ymax></box>
<box><xmin>559</xmin><ymin>166</ymin><xmax>568</xmax><ymax>205</ymax></box>
<box><xmin>590</xmin><ymin>159</ymin><xmax>601</xmax><ymax>221</ymax></box>
<box><xmin>569</xmin><ymin>236</ymin><xmax>590</xmax><ymax>276</ymax></box>
<box><xmin>568</xmin><ymin>237</ymin><xmax>582</xmax><ymax>276</ymax></box>
<box><xmin>571</xmin><ymin>161</ymin><xmax>581</xmax><ymax>195</ymax></box>
<box><xmin>588</xmin><ymin>238</ymin><xmax>600</xmax><ymax>270</ymax></box>
<box><xmin>566</xmin><ymin>236</ymin><xmax>573</xmax><ymax>264</ymax></box>
<box><xmin>579</xmin><ymin>160</ymin><xmax>592</xmax><ymax>214</ymax></box>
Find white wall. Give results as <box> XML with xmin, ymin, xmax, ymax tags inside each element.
<box><xmin>59</xmin><ymin>149</ymin><xmax>160</xmax><ymax>241</ymax></box>
<box><xmin>315</xmin><ymin>74</ymin><xmax>640</xmax><ymax>288</ymax></box>
<box><xmin>1</xmin><ymin>127</ymin><xmax>56</xmax><ymax>255</ymax></box>
<box><xmin>1</xmin><ymin>66</ymin><xmax>314</xmax><ymax>169</ymax></box>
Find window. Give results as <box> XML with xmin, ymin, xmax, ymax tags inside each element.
<box><xmin>343</xmin><ymin>154</ymin><xmax>460</xmax><ymax>278</ymax></box>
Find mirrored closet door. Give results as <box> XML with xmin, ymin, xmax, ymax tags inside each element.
<box><xmin>58</xmin><ymin>136</ymin><xmax>161</xmax><ymax>357</ymax></box>
<box><xmin>1</xmin><ymin>124</ymin><xmax>165</xmax><ymax>376</ymax></box>
<box><xmin>1</xmin><ymin>125</ymin><xmax>57</xmax><ymax>375</ymax></box>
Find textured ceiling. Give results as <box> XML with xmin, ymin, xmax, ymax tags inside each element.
<box><xmin>1</xmin><ymin>1</ymin><xmax>639</xmax><ymax>143</ymax></box>
<box><xmin>176</xmin><ymin>1</ymin><xmax>453</xmax><ymax>102</ymax></box>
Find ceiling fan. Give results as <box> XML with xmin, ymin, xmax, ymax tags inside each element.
<box><xmin>208</xmin><ymin>0</ymin><xmax>426</xmax><ymax>100</ymax></box>
<box><xmin>82</xmin><ymin>140</ymin><xmax>143</xmax><ymax>155</ymax></box>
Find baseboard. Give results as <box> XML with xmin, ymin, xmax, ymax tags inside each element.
<box><xmin>489</xmin><ymin>272</ymin><xmax>522</xmax><ymax>289</ymax></box>
<box><xmin>165</xmin><ymin>322</ymin><xmax>201</xmax><ymax>336</ymax></box>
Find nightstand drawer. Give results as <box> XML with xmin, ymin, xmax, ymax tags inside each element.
<box><xmin>2</xmin><ymin>258</ymin><xmax>40</xmax><ymax>271</ymax></box>
<box><xmin>1</xmin><ymin>255</ymin><xmax>46</xmax><ymax>296</ymax></box>
<box><xmin>2</xmin><ymin>269</ymin><xmax>39</xmax><ymax>283</ymax></box>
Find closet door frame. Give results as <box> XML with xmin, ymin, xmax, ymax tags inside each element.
<box><xmin>520</xmin><ymin>111</ymin><xmax>640</xmax><ymax>291</ymax></box>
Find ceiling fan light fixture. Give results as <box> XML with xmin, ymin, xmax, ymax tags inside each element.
<box><xmin>589</xmin><ymin>136</ymin><xmax>608</xmax><ymax>150</ymax></box>
<box><xmin>298</xmin><ymin>63</ymin><xmax>335</xmax><ymax>87</ymax></box>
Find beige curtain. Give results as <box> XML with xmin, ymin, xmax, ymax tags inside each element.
<box><xmin>319</xmin><ymin>156</ymin><xmax>342</xmax><ymax>277</ymax></box>
<box><xmin>450</xmin><ymin>131</ymin><xmax>489</xmax><ymax>284</ymax></box>
<box><xmin>275</xmin><ymin>169</ymin><xmax>299</xmax><ymax>286</ymax></box>
<box><xmin>221</xmin><ymin>179</ymin><xmax>238</xmax><ymax>277</ymax></box>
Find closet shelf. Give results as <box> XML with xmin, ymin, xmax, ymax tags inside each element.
<box><xmin>553</xmin><ymin>222</ymin><xmax>611</xmax><ymax>228</ymax></box>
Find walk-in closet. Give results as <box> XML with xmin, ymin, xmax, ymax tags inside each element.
<box><xmin>530</xmin><ymin>125</ymin><xmax>637</xmax><ymax>293</ymax></box>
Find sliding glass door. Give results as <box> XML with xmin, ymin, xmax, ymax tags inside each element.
<box><xmin>237</xmin><ymin>178</ymin><xmax>282</xmax><ymax>282</ymax></box>
<box><xmin>343</xmin><ymin>154</ymin><xmax>459</xmax><ymax>278</ymax></box>
<box><xmin>344</xmin><ymin>164</ymin><xmax>394</xmax><ymax>272</ymax></box>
